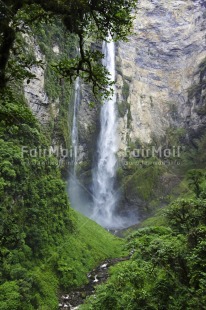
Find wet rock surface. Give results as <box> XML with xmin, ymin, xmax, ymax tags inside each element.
<box><xmin>117</xmin><ymin>0</ymin><xmax>206</xmax><ymax>145</ymax></box>
<box><xmin>58</xmin><ymin>256</ymin><xmax>129</xmax><ymax>309</ymax></box>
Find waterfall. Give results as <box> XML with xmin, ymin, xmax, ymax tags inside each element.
<box><xmin>92</xmin><ymin>39</ymin><xmax>119</xmax><ymax>229</ymax></box>
<box><xmin>68</xmin><ymin>42</ymin><xmax>139</xmax><ymax>229</ymax></box>
<box><xmin>71</xmin><ymin>77</ymin><xmax>80</xmax><ymax>170</ymax></box>
<box><xmin>68</xmin><ymin>77</ymin><xmax>93</xmax><ymax>217</ymax></box>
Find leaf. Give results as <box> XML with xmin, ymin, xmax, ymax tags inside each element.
<box><xmin>88</xmin><ymin>101</ymin><xmax>95</xmax><ymax>108</ymax></box>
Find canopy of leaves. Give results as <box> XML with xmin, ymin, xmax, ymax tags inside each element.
<box><xmin>0</xmin><ymin>0</ymin><xmax>137</xmax><ymax>98</ymax></box>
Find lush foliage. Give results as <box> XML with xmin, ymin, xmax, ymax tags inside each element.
<box><xmin>117</xmin><ymin>118</ymin><xmax>206</xmax><ymax>220</ymax></box>
<box><xmin>0</xmin><ymin>90</ymin><xmax>124</xmax><ymax>309</ymax></box>
<box><xmin>32</xmin><ymin>19</ymin><xmax>77</xmax><ymax>174</ymax></box>
<box><xmin>117</xmin><ymin>149</ymin><xmax>174</xmax><ymax>217</ymax></box>
<box><xmin>81</xmin><ymin>175</ymin><xmax>206</xmax><ymax>309</ymax></box>
<box><xmin>0</xmin><ymin>1</ymin><xmax>136</xmax><ymax>307</ymax></box>
<box><xmin>0</xmin><ymin>0</ymin><xmax>137</xmax><ymax>97</ymax></box>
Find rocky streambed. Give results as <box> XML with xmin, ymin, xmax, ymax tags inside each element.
<box><xmin>58</xmin><ymin>256</ymin><xmax>129</xmax><ymax>309</ymax></box>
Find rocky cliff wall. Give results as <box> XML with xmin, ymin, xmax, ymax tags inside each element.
<box><xmin>26</xmin><ymin>0</ymin><xmax>206</xmax><ymax>167</ymax></box>
<box><xmin>22</xmin><ymin>3</ymin><xmax>206</xmax><ymax>217</ymax></box>
<box><xmin>22</xmin><ymin>23</ymin><xmax>78</xmax><ymax>172</ymax></box>
<box><xmin>77</xmin><ymin>84</ymin><xmax>100</xmax><ymax>175</ymax></box>
<box><xmin>23</xmin><ymin>34</ymin><xmax>51</xmax><ymax>126</ymax></box>
<box><xmin>117</xmin><ymin>0</ymin><xmax>206</xmax><ymax>150</ymax></box>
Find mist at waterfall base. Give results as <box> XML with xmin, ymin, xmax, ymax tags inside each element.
<box><xmin>68</xmin><ymin>169</ymin><xmax>139</xmax><ymax>230</ymax></box>
<box><xmin>68</xmin><ymin>174</ymin><xmax>139</xmax><ymax>230</ymax></box>
<box><xmin>68</xmin><ymin>41</ymin><xmax>139</xmax><ymax>231</ymax></box>
<box><xmin>68</xmin><ymin>174</ymin><xmax>94</xmax><ymax>218</ymax></box>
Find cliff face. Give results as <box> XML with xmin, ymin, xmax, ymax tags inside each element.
<box><xmin>26</xmin><ymin>1</ymin><xmax>206</xmax><ymax>163</ymax></box>
<box><xmin>22</xmin><ymin>22</ymin><xmax>77</xmax><ymax>167</ymax></box>
<box><xmin>22</xmin><ymin>2</ymin><xmax>206</xmax><ymax>217</ymax></box>
<box><xmin>117</xmin><ymin>0</ymin><xmax>206</xmax><ymax>148</ymax></box>
<box><xmin>23</xmin><ymin>34</ymin><xmax>51</xmax><ymax>126</ymax></box>
<box><xmin>70</xmin><ymin>0</ymin><xmax>206</xmax><ymax>219</ymax></box>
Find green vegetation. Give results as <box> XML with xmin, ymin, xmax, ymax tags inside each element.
<box><xmin>1</xmin><ymin>2</ymin><xmax>206</xmax><ymax>310</ymax></box>
<box><xmin>0</xmin><ymin>89</ymin><xmax>124</xmax><ymax>310</ymax></box>
<box><xmin>32</xmin><ymin>20</ymin><xmax>76</xmax><ymax>101</ymax></box>
<box><xmin>0</xmin><ymin>0</ymin><xmax>137</xmax><ymax>98</ymax></box>
<box><xmin>118</xmin><ymin>149</ymin><xmax>176</xmax><ymax>216</ymax></box>
<box><xmin>184</xmin><ymin>132</ymin><xmax>206</xmax><ymax>169</ymax></box>
<box><xmin>124</xmin><ymin>161</ymin><xmax>166</xmax><ymax>201</ymax></box>
<box><xmin>122</xmin><ymin>80</ymin><xmax>130</xmax><ymax>101</ymax></box>
<box><xmin>32</xmin><ymin>20</ymin><xmax>76</xmax><ymax>165</ymax></box>
<box><xmin>0</xmin><ymin>1</ymin><xmax>138</xmax><ymax>308</ymax></box>
<box><xmin>118</xmin><ymin>119</ymin><xmax>206</xmax><ymax>219</ymax></box>
<box><xmin>188</xmin><ymin>57</ymin><xmax>206</xmax><ymax>110</ymax></box>
<box><xmin>81</xmin><ymin>175</ymin><xmax>206</xmax><ymax>309</ymax></box>
<box><xmin>118</xmin><ymin>100</ymin><xmax>129</xmax><ymax>117</ymax></box>
<box><xmin>57</xmin><ymin>211</ymin><xmax>124</xmax><ymax>289</ymax></box>
<box><xmin>118</xmin><ymin>78</ymin><xmax>130</xmax><ymax>118</ymax></box>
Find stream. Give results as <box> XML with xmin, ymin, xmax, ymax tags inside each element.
<box><xmin>58</xmin><ymin>256</ymin><xmax>129</xmax><ymax>309</ymax></box>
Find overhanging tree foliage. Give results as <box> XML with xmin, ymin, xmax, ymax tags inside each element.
<box><xmin>0</xmin><ymin>0</ymin><xmax>137</xmax><ymax>96</ymax></box>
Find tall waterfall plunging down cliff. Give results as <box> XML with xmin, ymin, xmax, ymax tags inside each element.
<box><xmin>68</xmin><ymin>78</ymin><xmax>93</xmax><ymax>217</ymax></box>
<box><xmin>71</xmin><ymin>77</ymin><xmax>80</xmax><ymax>170</ymax></box>
<box><xmin>91</xmin><ymin>39</ymin><xmax>119</xmax><ymax>229</ymax></box>
<box><xmin>68</xmin><ymin>41</ymin><xmax>138</xmax><ymax>228</ymax></box>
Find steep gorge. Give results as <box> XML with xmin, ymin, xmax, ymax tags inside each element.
<box><xmin>11</xmin><ymin>0</ymin><xmax>206</xmax><ymax>228</ymax></box>
<box><xmin>1</xmin><ymin>1</ymin><xmax>206</xmax><ymax>309</ymax></box>
<box><xmin>73</xmin><ymin>0</ymin><xmax>206</xmax><ymax>221</ymax></box>
<box><xmin>22</xmin><ymin>0</ymin><xmax>206</xmax><ymax>224</ymax></box>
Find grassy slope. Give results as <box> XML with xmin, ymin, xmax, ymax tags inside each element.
<box><xmin>56</xmin><ymin>209</ymin><xmax>125</xmax><ymax>288</ymax></box>
<box><xmin>32</xmin><ymin>210</ymin><xmax>125</xmax><ymax>310</ymax></box>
